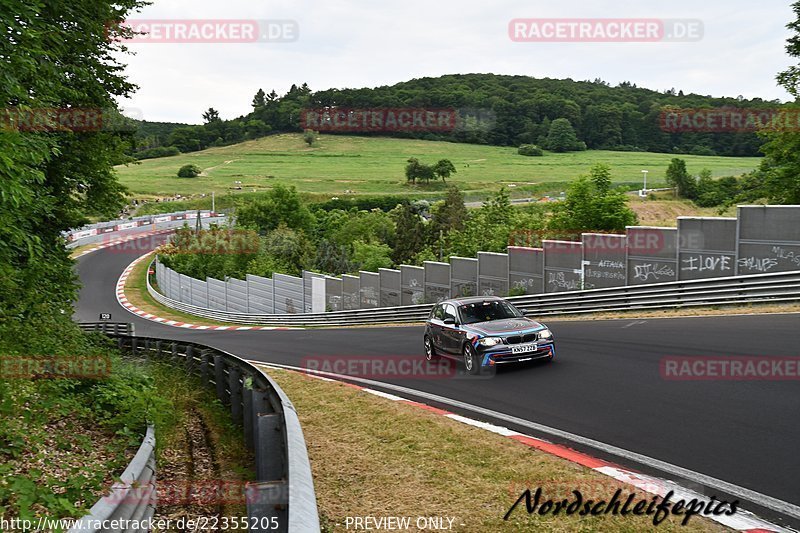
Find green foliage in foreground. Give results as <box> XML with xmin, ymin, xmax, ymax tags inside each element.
<box><xmin>0</xmin><ymin>0</ymin><xmax>182</xmax><ymax>524</ymax></box>
<box><xmin>1</xmin><ymin>0</ymin><xmax>141</xmax><ymax>328</ymax></box>
<box><xmin>0</xmin><ymin>322</ymin><xmax>165</xmax><ymax>522</ymax></box>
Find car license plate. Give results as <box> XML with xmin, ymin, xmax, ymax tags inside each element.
<box><xmin>511</xmin><ymin>343</ymin><xmax>538</xmax><ymax>354</ymax></box>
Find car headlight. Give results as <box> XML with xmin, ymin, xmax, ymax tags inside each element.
<box><xmin>538</xmin><ymin>328</ymin><xmax>553</xmax><ymax>340</ymax></box>
<box><xmin>478</xmin><ymin>337</ymin><xmax>502</xmax><ymax>347</ymax></box>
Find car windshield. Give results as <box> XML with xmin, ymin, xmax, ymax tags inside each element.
<box><xmin>459</xmin><ymin>301</ymin><xmax>522</xmax><ymax>324</ymax></box>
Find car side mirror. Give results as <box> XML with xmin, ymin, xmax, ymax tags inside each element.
<box><xmin>443</xmin><ymin>317</ymin><xmax>456</xmax><ymax>325</ymax></box>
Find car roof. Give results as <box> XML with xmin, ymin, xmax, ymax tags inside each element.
<box><xmin>441</xmin><ymin>296</ymin><xmax>505</xmax><ymax>306</ymax></box>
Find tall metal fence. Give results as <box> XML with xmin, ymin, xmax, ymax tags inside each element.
<box><xmin>71</xmin><ymin>323</ymin><xmax>319</xmax><ymax>533</ymax></box>
<box><xmin>153</xmin><ymin>205</ymin><xmax>800</xmax><ymax>315</ymax></box>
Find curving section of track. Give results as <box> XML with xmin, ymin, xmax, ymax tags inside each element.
<box><xmin>74</xmin><ymin>234</ymin><xmax>800</xmax><ymax>527</ymax></box>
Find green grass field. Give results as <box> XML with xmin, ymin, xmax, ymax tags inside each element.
<box><xmin>116</xmin><ymin>133</ymin><xmax>762</xmax><ymax>199</ymax></box>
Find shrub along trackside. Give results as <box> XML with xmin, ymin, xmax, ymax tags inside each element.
<box><xmin>0</xmin><ymin>324</ymin><xmax>253</xmax><ymax>526</ymax></box>
<box><xmin>0</xmin><ymin>326</ymin><xmax>163</xmax><ymax>523</ymax></box>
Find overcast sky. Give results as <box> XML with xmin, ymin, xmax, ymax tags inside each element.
<box><xmin>116</xmin><ymin>0</ymin><xmax>797</xmax><ymax>124</ymax></box>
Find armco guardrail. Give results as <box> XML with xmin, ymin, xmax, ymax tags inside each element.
<box><xmin>73</xmin><ymin>323</ymin><xmax>320</xmax><ymax>532</ymax></box>
<box><xmin>146</xmin><ymin>261</ymin><xmax>800</xmax><ymax>326</ymax></box>
<box><xmin>65</xmin><ymin>211</ymin><xmax>225</xmax><ymax>248</ymax></box>
<box><xmin>78</xmin><ymin>322</ymin><xmax>135</xmax><ymax>336</ymax></box>
<box><xmin>68</xmin><ymin>426</ymin><xmax>156</xmax><ymax>533</ymax></box>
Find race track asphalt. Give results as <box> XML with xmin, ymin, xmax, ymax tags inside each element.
<box><xmin>73</xmin><ymin>235</ymin><xmax>800</xmax><ymax>523</ymax></box>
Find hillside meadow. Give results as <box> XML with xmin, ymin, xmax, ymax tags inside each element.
<box><xmin>116</xmin><ymin>134</ymin><xmax>762</xmax><ymax>200</ymax></box>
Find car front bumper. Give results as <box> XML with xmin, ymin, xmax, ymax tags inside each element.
<box><xmin>478</xmin><ymin>342</ymin><xmax>555</xmax><ymax>366</ymax></box>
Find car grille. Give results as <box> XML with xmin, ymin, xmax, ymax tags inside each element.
<box><xmin>504</xmin><ymin>333</ymin><xmax>538</xmax><ymax>344</ymax></box>
<box><xmin>523</xmin><ymin>332</ymin><xmax>538</xmax><ymax>343</ymax></box>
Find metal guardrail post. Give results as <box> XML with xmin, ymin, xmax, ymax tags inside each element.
<box><xmin>185</xmin><ymin>345</ymin><xmax>195</xmax><ymax>373</ymax></box>
<box><xmin>229</xmin><ymin>367</ymin><xmax>243</xmax><ymax>425</ymax></box>
<box><xmin>245</xmin><ymin>482</ymin><xmax>288</xmax><ymax>533</ymax></box>
<box><xmin>255</xmin><ymin>413</ymin><xmax>285</xmax><ymax>482</ymax></box>
<box><xmin>214</xmin><ymin>355</ymin><xmax>227</xmax><ymax>404</ymax></box>
<box><xmin>250</xmin><ymin>387</ymin><xmax>270</xmax><ymax>456</ymax></box>
<box><xmin>200</xmin><ymin>349</ymin><xmax>211</xmax><ymax>383</ymax></box>
<box><xmin>243</xmin><ymin>382</ymin><xmax>255</xmax><ymax>450</ymax></box>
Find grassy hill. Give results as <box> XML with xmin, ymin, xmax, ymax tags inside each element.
<box><xmin>116</xmin><ymin>133</ymin><xmax>762</xmax><ymax>199</ymax></box>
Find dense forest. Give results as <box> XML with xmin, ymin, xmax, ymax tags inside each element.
<box><xmin>131</xmin><ymin>73</ymin><xmax>783</xmax><ymax>159</ymax></box>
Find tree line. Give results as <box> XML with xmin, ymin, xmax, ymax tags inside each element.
<box><xmin>129</xmin><ymin>74</ymin><xmax>781</xmax><ymax>158</ymax></box>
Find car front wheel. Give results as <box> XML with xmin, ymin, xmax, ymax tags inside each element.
<box><xmin>463</xmin><ymin>344</ymin><xmax>480</xmax><ymax>375</ymax></box>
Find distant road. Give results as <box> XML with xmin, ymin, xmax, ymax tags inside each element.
<box><xmin>465</xmin><ymin>196</ymin><xmax>554</xmax><ymax>208</ymax></box>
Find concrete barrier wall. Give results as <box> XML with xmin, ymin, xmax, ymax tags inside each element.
<box><xmin>737</xmin><ymin>205</ymin><xmax>800</xmax><ymax>275</ymax></box>
<box><xmin>246</xmin><ymin>274</ymin><xmax>274</xmax><ymax>314</ymax></box>
<box><xmin>450</xmin><ymin>257</ymin><xmax>478</xmax><ymax>298</ymax></box>
<box><xmin>325</xmin><ymin>276</ymin><xmax>343</xmax><ymax>312</ymax></box>
<box><xmin>401</xmin><ymin>265</ymin><xmax>425</xmax><ymax>306</ymax></box>
<box><xmin>342</xmin><ymin>274</ymin><xmax>360</xmax><ymax>311</ymax></box>
<box><xmin>544</xmin><ymin>240</ymin><xmax>583</xmax><ymax>293</ymax></box>
<box><xmin>379</xmin><ymin>268</ymin><xmax>402</xmax><ymax>307</ymax></box>
<box><xmin>207</xmin><ymin>278</ymin><xmax>227</xmax><ymax>311</ymax></box>
<box><xmin>227</xmin><ymin>278</ymin><xmax>249</xmax><ymax>313</ymax></box>
<box><xmin>478</xmin><ymin>252</ymin><xmax>509</xmax><ymax>297</ymax></box>
<box><xmin>423</xmin><ymin>261</ymin><xmax>451</xmax><ymax>304</ymax></box>
<box><xmin>626</xmin><ymin>227</ymin><xmax>678</xmax><ymax>285</ymax></box>
<box><xmin>678</xmin><ymin>217</ymin><xmax>737</xmax><ymax>280</ymax></box>
<box><xmin>273</xmin><ymin>273</ymin><xmax>303</xmax><ymax>314</ymax></box>
<box><xmin>508</xmin><ymin>246</ymin><xmax>544</xmax><ymax>295</ymax></box>
<box><xmin>582</xmin><ymin>233</ymin><xmax>627</xmax><ymax>289</ymax></box>
<box><xmin>359</xmin><ymin>271</ymin><xmax>380</xmax><ymax>309</ymax></box>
